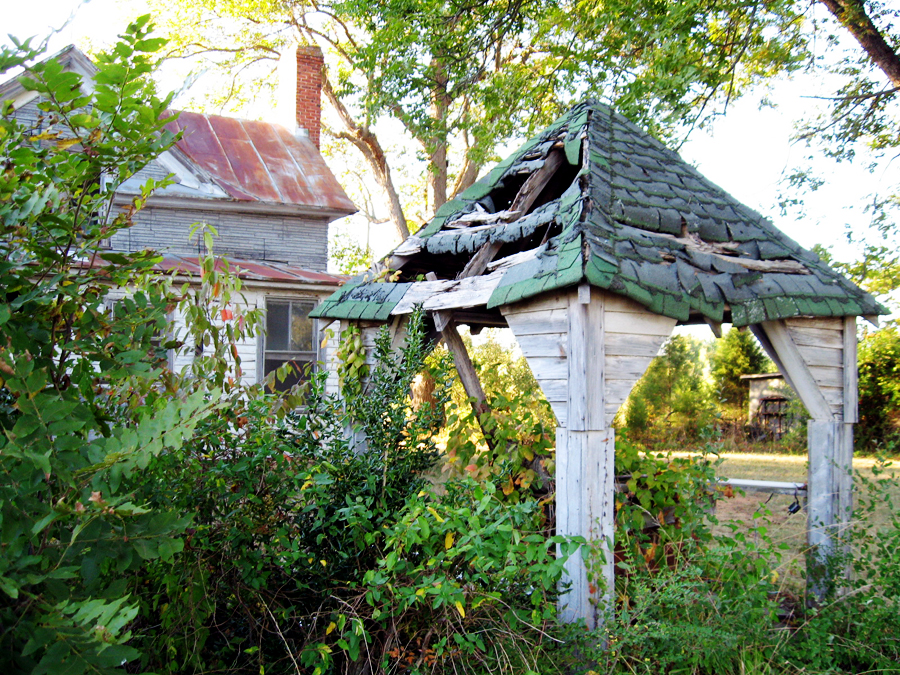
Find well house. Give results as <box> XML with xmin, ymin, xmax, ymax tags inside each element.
<box><xmin>311</xmin><ymin>101</ymin><xmax>886</xmax><ymax>627</ymax></box>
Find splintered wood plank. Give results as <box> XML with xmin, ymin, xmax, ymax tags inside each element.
<box><xmin>391</xmin><ymin>280</ymin><xmax>455</xmax><ymax>315</ymax></box>
<box><xmin>606</xmin><ymin>333</ymin><xmax>669</xmax><ymax>357</ymax></box>
<box><xmin>458</xmin><ymin>240</ymin><xmax>504</xmax><ymax>279</ymax></box>
<box><xmin>510</xmin><ymin>148</ymin><xmax>565</xmax><ymax>215</ymax></box>
<box><xmin>422</xmin><ymin>271</ymin><xmax>504</xmax><ymax>312</ymax></box>
<box><xmin>605</xmin><ymin>308</ymin><xmax>675</xmax><ymax>336</ymax></box>
<box><xmin>789</xmin><ymin>344</ymin><xmax>844</xmax><ymax>368</ymax></box>
<box><xmin>784</xmin><ymin>325</ymin><xmax>844</xmax><ymax>350</ymax></box>
<box><xmin>808</xmin><ymin>366</ymin><xmax>843</xmax><ymax>388</ymax></box>
<box><xmin>501</xmin><ymin>308</ymin><xmax>569</xmax><ymax>336</ymax></box>
<box><xmin>516</xmin><ymin>333</ymin><xmax>568</xmax><ymax>358</ymax></box>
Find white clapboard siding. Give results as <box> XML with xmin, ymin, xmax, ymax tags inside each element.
<box><xmin>503</xmin><ymin>289</ymin><xmax>675</xmax><ymax>428</ymax></box>
<box><xmin>323</xmin><ymin>321</ymin><xmax>342</xmax><ymax>396</ymax></box>
<box><xmin>784</xmin><ymin>317</ymin><xmax>845</xmax><ymax>419</ymax></box>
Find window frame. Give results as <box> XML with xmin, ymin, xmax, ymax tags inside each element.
<box><xmin>260</xmin><ymin>296</ymin><xmax>320</xmax><ymax>391</ymax></box>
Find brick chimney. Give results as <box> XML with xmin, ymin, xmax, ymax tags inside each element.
<box><xmin>277</xmin><ymin>44</ymin><xmax>323</xmax><ymax>148</ymax></box>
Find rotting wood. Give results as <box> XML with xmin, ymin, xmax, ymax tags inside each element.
<box><xmin>639</xmin><ymin>228</ymin><xmax>812</xmax><ymax>275</ymax></box>
<box><xmin>423</xmin><ymin>273</ymin><xmax>495</xmax><ymax>450</ymax></box>
<box><xmin>557</xmin><ymin>285</ymin><xmax>613</xmax><ymax>629</ymax></box>
<box><xmin>458</xmin><ymin>240</ymin><xmax>504</xmax><ymax>279</ymax></box>
<box><xmin>438</xmin><ymin>317</ymin><xmax>495</xmax><ymax>451</ymax></box>
<box><xmin>705</xmin><ymin>317</ymin><xmax>723</xmax><ymax>338</ymax></box>
<box><xmin>510</xmin><ymin>148</ymin><xmax>566</xmax><ymax>216</ymax></box>
<box><xmin>842</xmin><ymin>316</ymin><xmax>858</xmax><ymax>424</ymax></box>
<box><xmin>446</xmin><ymin>205</ymin><xmax>521</xmax><ymax>228</ymax></box>
<box><xmin>422</xmin><ymin>273</ymin><xmax>504</xmax><ymax>312</ymax></box>
<box><xmin>711</xmin><ymin>253</ymin><xmax>810</xmax><ymax>274</ymax></box>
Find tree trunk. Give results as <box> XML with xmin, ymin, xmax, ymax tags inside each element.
<box><xmin>429</xmin><ymin>58</ymin><xmax>451</xmax><ymax>212</ymax></box>
<box><xmin>817</xmin><ymin>0</ymin><xmax>900</xmax><ymax>88</ymax></box>
<box><xmin>320</xmin><ymin>71</ymin><xmax>410</xmax><ymax>241</ymax></box>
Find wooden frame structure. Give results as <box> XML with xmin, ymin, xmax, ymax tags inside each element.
<box><xmin>312</xmin><ymin>101</ymin><xmax>885</xmax><ymax>627</ymax></box>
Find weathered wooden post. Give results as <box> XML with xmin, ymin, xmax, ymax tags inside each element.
<box><xmin>753</xmin><ymin>316</ymin><xmax>858</xmax><ymax>595</ymax></box>
<box><xmin>504</xmin><ymin>285</ymin><xmax>674</xmax><ymax>626</ymax></box>
<box><xmin>556</xmin><ymin>285</ymin><xmax>616</xmax><ymax>626</ymax></box>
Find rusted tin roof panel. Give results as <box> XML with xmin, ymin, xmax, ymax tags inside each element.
<box><xmin>276</xmin><ymin>125</ymin><xmax>357</xmax><ymax>213</ymax></box>
<box><xmin>166</xmin><ymin>113</ymin><xmax>247</xmax><ymax>198</ymax></box>
<box><xmin>167</xmin><ymin>111</ymin><xmax>356</xmax><ymax>215</ymax></box>
<box><xmin>244</xmin><ymin>120</ymin><xmax>317</xmax><ymax>205</ymax></box>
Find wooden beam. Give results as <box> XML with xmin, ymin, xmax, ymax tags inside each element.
<box><xmin>457</xmin><ymin>240</ymin><xmax>504</xmax><ymax>279</ymax></box>
<box><xmin>568</xmin><ymin>286</ymin><xmax>605</xmax><ymax>431</ymax></box>
<box><xmin>439</xmin><ymin>317</ymin><xmax>495</xmax><ymax>453</ymax></box>
<box><xmin>556</xmin><ymin>427</ymin><xmax>614</xmax><ymax>628</ymax></box>
<box><xmin>510</xmin><ymin>148</ymin><xmax>566</xmax><ymax>215</ymax></box>
<box><xmin>705</xmin><ymin>317</ymin><xmax>723</xmax><ymax>338</ymax></box>
<box><xmin>558</xmin><ymin>286</ymin><xmax>614</xmax><ymax>628</ymax></box>
<box><xmin>843</xmin><ymin>316</ymin><xmax>858</xmax><ymax>424</ymax></box>
<box><xmin>758</xmin><ymin>320</ymin><xmax>833</xmax><ymax>420</ymax></box>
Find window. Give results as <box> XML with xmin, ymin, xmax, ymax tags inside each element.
<box><xmin>264</xmin><ymin>299</ymin><xmax>317</xmax><ymax>391</ymax></box>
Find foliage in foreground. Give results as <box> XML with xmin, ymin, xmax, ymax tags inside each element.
<box><xmin>0</xmin><ymin>23</ymin><xmax>222</xmax><ymax>673</ymax></box>
<box><xmin>129</xmin><ymin>313</ymin><xmax>571</xmax><ymax>675</ymax></box>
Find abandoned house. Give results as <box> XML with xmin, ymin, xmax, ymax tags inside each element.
<box><xmin>0</xmin><ymin>44</ymin><xmax>356</xmax><ymax>389</ymax></box>
<box><xmin>311</xmin><ymin>100</ymin><xmax>886</xmax><ymax>626</ymax></box>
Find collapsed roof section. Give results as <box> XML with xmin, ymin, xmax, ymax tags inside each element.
<box><xmin>312</xmin><ymin>101</ymin><xmax>884</xmax><ymax>327</ymax></box>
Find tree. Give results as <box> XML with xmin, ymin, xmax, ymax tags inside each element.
<box><xmin>0</xmin><ymin>20</ymin><xmax>262</xmax><ymax>673</ymax></box>
<box><xmin>856</xmin><ymin>324</ymin><xmax>900</xmax><ymax>451</ymax></box>
<box><xmin>146</xmin><ymin>0</ymin><xmax>814</xmax><ymax>238</ymax></box>
<box><xmin>710</xmin><ymin>327</ymin><xmax>772</xmax><ymax>410</ymax></box>
<box><xmin>624</xmin><ymin>334</ymin><xmax>717</xmax><ymax>442</ymax></box>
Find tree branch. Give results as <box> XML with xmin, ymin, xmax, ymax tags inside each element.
<box><xmin>817</xmin><ymin>0</ymin><xmax>900</xmax><ymax>88</ymax></box>
<box><xmin>320</xmin><ymin>70</ymin><xmax>410</xmax><ymax>240</ymax></box>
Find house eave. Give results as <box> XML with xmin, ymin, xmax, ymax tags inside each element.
<box><xmin>113</xmin><ymin>192</ymin><xmax>355</xmax><ymax>221</ymax></box>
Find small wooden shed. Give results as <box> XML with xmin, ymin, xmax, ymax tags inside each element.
<box><xmin>311</xmin><ymin>101</ymin><xmax>886</xmax><ymax>627</ymax></box>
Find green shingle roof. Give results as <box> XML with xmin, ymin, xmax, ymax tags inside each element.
<box><xmin>312</xmin><ymin>101</ymin><xmax>885</xmax><ymax>326</ymax></box>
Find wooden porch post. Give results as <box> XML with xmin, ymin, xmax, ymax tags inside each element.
<box><xmin>557</xmin><ymin>284</ymin><xmax>615</xmax><ymax>628</ymax></box>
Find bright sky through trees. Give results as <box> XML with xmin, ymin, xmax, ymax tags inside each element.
<box><xmin>6</xmin><ymin>0</ymin><xmax>897</xmax><ymax>267</ymax></box>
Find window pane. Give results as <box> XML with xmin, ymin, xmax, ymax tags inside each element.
<box><xmin>265</xmin><ymin>357</ymin><xmax>312</xmax><ymax>392</ymax></box>
<box><xmin>267</xmin><ymin>301</ymin><xmax>290</xmax><ymax>351</ymax></box>
<box><xmin>290</xmin><ymin>301</ymin><xmax>315</xmax><ymax>352</ymax></box>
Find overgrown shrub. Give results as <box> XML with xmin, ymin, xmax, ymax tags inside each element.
<box><xmin>0</xmin><ymin>24</ymin><xmax>227</xmax><ymax>674</ymax></box>
<box><xmin>128</xmin><ymin>311</ymin><xmax>570</xmax><ymax>675</ymax></box>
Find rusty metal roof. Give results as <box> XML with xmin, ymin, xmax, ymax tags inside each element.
<box><xmin>165</xmin><ymin>111</ymin><xmax>357</xmax><ymax>215</ymax></box>
<box><xmin>154</xmin><ymin>254</ymin><xmax>347</xmax><ymax>286</ymax></box>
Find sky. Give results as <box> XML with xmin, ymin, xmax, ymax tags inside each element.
<box><xmin>5</xmin><ymin>0</ymin><xmax>897</xmax><ymax>271</ymax></box>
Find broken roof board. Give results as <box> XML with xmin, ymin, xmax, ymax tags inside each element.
<box><xmin>312</xmin><ymin>101</ymin><xmax>884</xmax><ymax>326</ymax></box>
